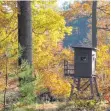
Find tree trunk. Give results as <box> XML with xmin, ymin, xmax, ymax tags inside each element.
<box><xmin>92</xmin><ymin>1</ymin><xmax>97</xmax><ymax>48</ymax></box>
<box><xmin>18</xmin><ymin>1</ymin><xmax>32</xmax><ymax>65</ymax></box>
<box><xmin>3</xmin><ymin>56</ymin><xmax>8</xmax><ymax>110</ymax></box>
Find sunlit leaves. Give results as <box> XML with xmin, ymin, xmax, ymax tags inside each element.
<box><xmin>32</xmin><ymin>3</ymin><xmax>72</xmax><ymax>97</ymax></box>
<box><xmin>43</xmin><ymin>71</ymin><xmax>71</xmax><ymax>97</ymax></box>
<box><xmin>97</xmin><ymin>45</ymin><xmax>110</xmax><ymax>75</ymax></box>
<box><xmin>0</xmin><ymin>78</ymin><xmax>5</xmax><ymax>91</ymax></box>
<box><xmin>32</xmin><ymin>7</ymin><xmax>72</xmax><ymax>70</ymax></box>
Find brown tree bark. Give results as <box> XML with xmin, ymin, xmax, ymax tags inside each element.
<box><xmin>18</xmin><ymin>1</ymin><xmax>32</xmax><ymax>65</ymax></box>
<box><xmin>92</xmin><ymin>1</ymin><xmax>97</xmax><ymax>48</ymax></box>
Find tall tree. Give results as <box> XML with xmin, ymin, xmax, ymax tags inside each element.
<box><xmin>92</xmin><ymin>1</ymin><xmax>97</xmax><ymax>48</ymax></box>
<box><xmin>18</xmin><ymin>1</ymin><xmax>32</xmax><ymax>65</ymax></box>
<box><xmin>17</xmin><ymin>2</ymin><xmax>35</xmax><ymax>105</ymax></box>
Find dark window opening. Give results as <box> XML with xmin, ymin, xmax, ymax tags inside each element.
<box><xmin>80</xmin><ymin>56</ymin><xmax>87</xmax><ymax>61</ymax></box>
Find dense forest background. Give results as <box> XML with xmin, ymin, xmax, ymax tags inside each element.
<box><xmin>0</xmin><ymin>0</ymin><xmax>110</xmax><ymax>111</ymax></box>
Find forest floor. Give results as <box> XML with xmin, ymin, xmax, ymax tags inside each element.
<box><xmin>0</xmin><ymin>77</ymin><xmax>109</xmax><ymax>111</ymax></box>
<box><xmin>0</xmin><ymin>96</ymin><xmax>110</xmax><ymax>111</ymax></box>
<box><xmin>15</xmin><ymin>101</ymin><xmax>109</xmax><ymax>111</ymax></box>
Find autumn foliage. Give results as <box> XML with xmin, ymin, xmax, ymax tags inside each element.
<box><xmin>0</xmin><ymin>1</ymin><xmax>110</xmax><ymax>110</ymax></box>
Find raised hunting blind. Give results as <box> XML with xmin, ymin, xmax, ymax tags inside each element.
<box><xmin>64</xmin><ymin>46</ymin><xmax>99</xmax><ymax>98</ymax></box>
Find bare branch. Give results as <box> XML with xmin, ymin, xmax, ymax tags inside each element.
<box><xmin>97</xmin><ymin>27</ymin><xmax>110</xmax><ymax>31</ymax></box>
<box><xmin>97</xmin><ymin>7</ymin><xmax>109</xmax><ymax>15</ymax></box>
<box><xmin>0</xmin><ymin>27</ymin><xmax>17</xmax><ymax>43</ymax></box>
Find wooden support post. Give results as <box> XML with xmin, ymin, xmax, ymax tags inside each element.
<box><xmin>93</xmin><ymin>76</ymin><xmax>100</xmax><ymax>97</ymax></box>
<box><xmin>77</xmin><ymin>78</ymin><xmax>81</xmax><ymax>91</ymax></box>
<box><xmin>89</xmin><ymin>78</ymin><xmax>94</xmax><ymax>98</ymax></box>
<box><xmin>69</xmin><ymin>79</ymin><xmax>75</xmax><ymax>100</ymax></box>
